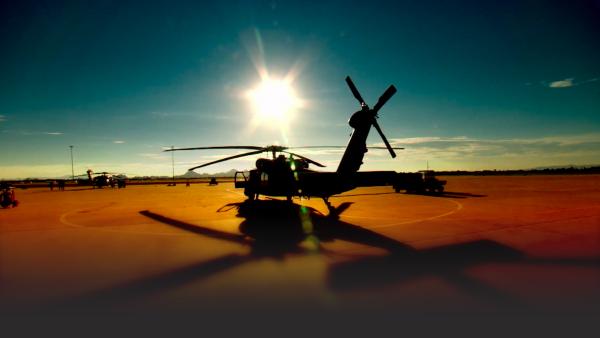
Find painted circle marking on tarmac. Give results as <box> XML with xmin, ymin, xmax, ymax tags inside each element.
<box><xmin>59</xmin><ymin>208</ymin><xmax>189</xmax><ymax>236</ymax></box>
<box><xmin>59</xmin><ymin>207</ymin><xmax>239</xmax><ymax>237</ymax></box>
<box><xmin>344</xmin><ymin>198</ymin><xmax>463</xmax><ymax>229</ymax></box>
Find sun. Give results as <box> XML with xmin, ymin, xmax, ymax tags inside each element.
<box><xmin>247</xmin><ymin>77</ymin><xmax>301</xmax><ymax>126</ymax></box>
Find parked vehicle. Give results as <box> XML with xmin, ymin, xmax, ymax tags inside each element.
<box><xmin>1</xmin><ymin>183</ymin><xmax>19</xmax><ymax>208</ymax></box>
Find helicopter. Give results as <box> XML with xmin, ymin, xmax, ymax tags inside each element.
<box><xmin>167</xmin><ymin>76</ymin><xmax>403</xmax><ymax>210</ymax></box>
<box><xmin>75</xmin><ymin>169</ymin><xmax>126</xmax><ymax>188</ymax></box>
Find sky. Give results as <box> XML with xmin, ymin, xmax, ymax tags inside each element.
<box><xmin>1</xmin><ymin>0</ymin><xmax>599</xmax><ymax>179</ymax></box>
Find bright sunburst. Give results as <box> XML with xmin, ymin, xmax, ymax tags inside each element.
<box><xmin>247</xmin><ymin>77</ymin><xmax>301</xmax><ymax>127</ymax></box>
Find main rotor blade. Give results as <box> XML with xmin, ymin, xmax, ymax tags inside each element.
<box><xmin>281</xmin><ymin>151</ymin><xmax>326</xmax><ymax>168</ymax></box>
<box><xmin>372</xmin><ymin>85</ymin><xmax>397</xmax><ymax>114</ymax></box>
<box><xmin>372</xmin><ymin>120</ymin><xmax>396</xmax><ymax>158</ymax></box>
<box><xmin>166</xmin><ymin>146</ymin><xmax>264</xmax><ymax>152</ymax></box>
<box><xmin>286</xmin><ymin>146</ymin><xmax>347</xmax><ymax>149</ymax></box>
<box><xmin>288</xmin><ymin>145</ymin><xmax>403</xmax><ymax>150</ymax></box>
<box><xmin>345</xmin><ymin>76</ymin><xmax>366</xmax><ymax>107</ymax></box>
<box><xmin>188</xmin><ymin>149</ymin><xmax>265</xmax><ymax>171</ymax></box>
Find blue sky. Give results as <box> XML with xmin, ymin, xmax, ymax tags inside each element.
<box><xmin>1</xmin><ymin>0</ymin><xmax>599</xmax><ymax>178</ymax></box>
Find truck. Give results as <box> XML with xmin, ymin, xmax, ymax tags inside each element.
<box><xmin>393</xmin><ymin>170</ymin><xmax>446</xmax><ymax>194</ymax></box>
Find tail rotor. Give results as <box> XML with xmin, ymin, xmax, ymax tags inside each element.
<box><xmin>345</xmin><ymin>76</ymin><xmax>398</xmax><ymax>158</ymax></box>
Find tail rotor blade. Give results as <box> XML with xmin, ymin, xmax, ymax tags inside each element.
<box><xmin>368</xmin><ymin>146</ymin><xmax>404</xmax><ymax>150</ymax></box>
<box><xmin>372</xmin><ymin>85</ymin><xmax>397</xmax><ymax>114</ymax></box>
<box><xmin>372</xmin><ymin>120</ymin><xmax>396</xmax><ymax>158</ymax></box>
<box><xmin>345</xmin><ymin>76</ymin><xmax>366</xmax><ymax>107</ymax></box>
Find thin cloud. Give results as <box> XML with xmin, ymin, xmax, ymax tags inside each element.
<box><xmin>138</xmin><ymin>153</ymin><xmax>169</xmax><ymax>160</ymax></box>
<box><xmin>578</xmin><ymin>77</ymin><xmax>599</xmax><ymax>85</ymax></box>
<box><xmin>5</xmin><ymin>130</ymin><xmax>64</xmax><ymax>136</ymax></box>
<box><xmin>387</xmin><ymin>136</ymin><xmax>469</xmax><ymax>144</ymax></box>
<box><xmin>113</xmin><ymin>140</ymin><xmax>125</xmax><ymax>144</ymax></box>
<box><xmin>380</xmin><ymin>133</ymin><xmax>600</xmax><ymax>163</ymax></box>
<box><xmin>549</xmin><ymin>78</ymin><xmax>574</xmax><ymax>88</ymax></box>
<box><xmin>0</xmin><ymin>115</ymin><xmax>6</xmax><ymax>122</ymax></box>
<box><xmin>547</xmin><ymin>77</ymin><xmax>598</xmax><ymax>88</ymax></box>
<box><xmin>387</xmin><ymin>133</ymin><xmax>600</xmax><ymax>147</ymax></box>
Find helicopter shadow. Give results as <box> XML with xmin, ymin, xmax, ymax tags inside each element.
<box><xmin>59</xmin><ymin>200</ymin><xmax>598</xmax><ymax>312</ymax></box>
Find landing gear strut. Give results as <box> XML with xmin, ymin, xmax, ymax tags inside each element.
<box><xmin>244</xmin><ymin>188</ymin><xmax>259</xmax><ymax>201</ymax></box>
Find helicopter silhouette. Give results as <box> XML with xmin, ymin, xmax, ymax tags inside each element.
<box><xmin>167</xmin><ymin>76</ymin><xmax>404</xmax><ymax>210</ymax></box>
<box><xmin>74</xmin><ymin>169</ymin><xmax>126</xmax><ymax>188</ymax></box>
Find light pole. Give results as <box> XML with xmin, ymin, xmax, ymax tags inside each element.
<box><xmin>171</xmin><ymin>145</ymin><xmax>175</xmax><ymax>184</ymax></box>
<box><xmin>69</xmin><ymin>145</ymin><xmax>74</xmax><ymax>180</ymax></box>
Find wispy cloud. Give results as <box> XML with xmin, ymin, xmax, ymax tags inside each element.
<box><xmin>377</xmin><ymin>133</ymin><xmax>600</xmax><ymax>163</ymax></box>
<box><xmin>548</xmin><ymin>78</ymin><xmax>574</xmax><ymax>88</ymax></box>
<box><xmin>113</xmin><ymin>140</ymin><xmax>125</xmax><ymax>144</ymax></box>
<box><xmin>138</xmin><ymin>153</ymin><xmax>169</xmax><ymax>160</ymax></box>
<box><xmin>578</xmin><ymin>77</ymin><xmax>599</xmax><ymax>85</ymax></box>
<box><xmin>546</xmin><ymin>77</ymin><xmax>598</xmax><ymax>88</ymax></box>
<box><xmin>0</xmin><ymin>115</ymin><xmax>6</xmax><ymax>122</ymax></box>
<box><xmin>4</xmin><ymin>130</ymin><xmax>64</xmax><ymax>136</ymax></box>
<box><xmin>150</xmin><ymin>111</ymin><xmax>182</xmax><ymax>118</ymax></box>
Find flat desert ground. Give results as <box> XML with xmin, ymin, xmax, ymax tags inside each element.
<box><xmin>1</xmin><ymin>175</ymin><xmax>599</xmax><ymax>318</ymax></box>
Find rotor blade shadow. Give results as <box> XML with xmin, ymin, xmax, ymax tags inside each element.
<box><xmin>60</xmin><ymin>253</ymin><xmax>251</xmax><ymax>311</ymax></box>
<box><xmin>315</xmin><ymin>221</ymin><xmax>414</xmax><ymax>255</ymax></box>
<box><xmin>327</xmin><ymin>239</ymin><xmax>525</xmax><ymax>307</ymax></box>
<box><xmin>139</xmin><ymin>210</ymin><xmax>248</xmax><ymax>245</ymax></box>
<box><xmin>517</xmin><ymin>257</ymin><xmax>600</xmax><ymax>267</ymax></box>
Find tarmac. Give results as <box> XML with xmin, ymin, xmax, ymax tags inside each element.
<box><xmin>1</xmin><ymin>175</ymin><xmax>599</xmax><ymax>321</ymax></box>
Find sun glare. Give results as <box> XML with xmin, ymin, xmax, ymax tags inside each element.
<box><xmin>247</xmin><ymin>78</ymin><xmax>301</xmax><ymax>126</ymax></box>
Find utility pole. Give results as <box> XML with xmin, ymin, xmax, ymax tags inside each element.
<box><xmin>69</xmin><ymin>145</ymin><xmax>74</xmax><ymax>180</ymax></box>
<box><xmin>171</xmin><ymin>145</ymin><xmax>175</xmax><ymax>185</ymax></box>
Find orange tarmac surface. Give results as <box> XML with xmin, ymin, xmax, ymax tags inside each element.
<box><xmin>1</xmin><ymin>175</ymin><xmax>599</xmax><ymax>315</ymax></box>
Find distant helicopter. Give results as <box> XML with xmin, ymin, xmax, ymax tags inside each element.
<box><xmin>75</xmin><ymin>169</ymin><xmax>126</xmax><ymax>188</ymax></box>
<box><xmin>167</xmin><ymin>76</ymin><xmax>403</xmax><ymax>210</ymax></box>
